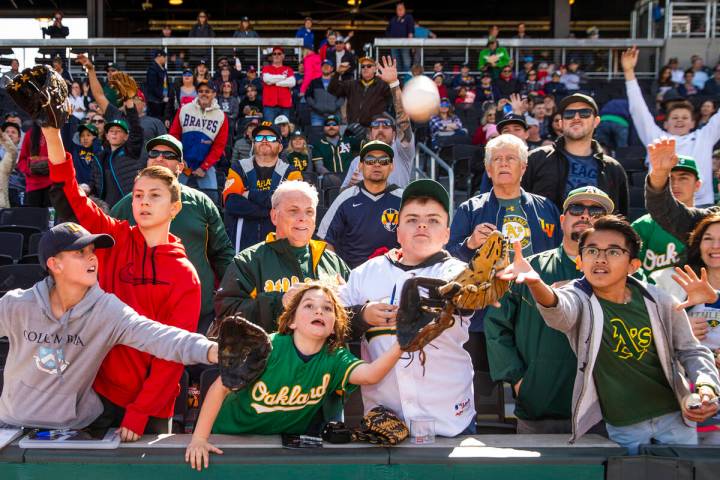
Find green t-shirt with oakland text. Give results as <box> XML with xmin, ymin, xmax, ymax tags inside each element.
<box><xmin>212</xmin><ymin>333</ymin><xmax>364</xmax><ymax>435</ymax></box>
<box><xmin>593</xmin><ymin>284</ymin><xmax>678</xmax><ymax>426</ymax></box>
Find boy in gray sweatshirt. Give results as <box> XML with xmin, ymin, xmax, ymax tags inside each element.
<box><xmin>0</xmin><ymin>222</ymin><xmax>218</xmax><ymax>430</ymax></box>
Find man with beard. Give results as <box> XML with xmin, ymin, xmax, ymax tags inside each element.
<box><xmin>522</xmin><ymin>93</ymin><xmax>629</xmax><ymax>216</ymax></box>
<box><xmin>485</xmin><ymin>186</ymin><xmax>613</xmax><ymax>433</ymax></box>
<box><xmin>311</xmin><ymin>114</ymin><xmax>354</xmax><ymax>175</ymax></box>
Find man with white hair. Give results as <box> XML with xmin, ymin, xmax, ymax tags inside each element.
<box><xmin>215</xmin><ymin>180</ymin><xmax>349</xmax><ymax>331</ymax></box>
<box><xmin>448</xmin><ymin>134</ymin><xmax>562</xmax><ymax>377</ymax></box>
<box><xmin>222</xmin><ymin>120</ymin><xmax>303</xmax><ymax>252</ymax></box>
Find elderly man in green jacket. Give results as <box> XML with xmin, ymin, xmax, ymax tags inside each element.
<box><xmin>111</xmin><ymin>134</ymin><xmax>235</xmax><ymax>334</ymax></box>
<box><xmin>484</xmin><ymin>186</ymin><xmax>613</xmax><ymax>433</ymax></box>
<box><xmin>214</xmin><ymin>180</ymin><xmax>349</xmax><ymax>333</ymax></box>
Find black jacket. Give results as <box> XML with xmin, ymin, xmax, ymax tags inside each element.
<box><xmin>145</xmin><ymin>61</ymin><xmax>168</xmax><ymax>103</ymax></box>
<box><xmin>89</xmin><ymin>106</ymin><xmax>144</xmax><ymax>207</ymax></box>
<box><xmin>522</xmin><ymin>137</ymin><xmax>629</xmax><ymax>216</ymax></box>
<box><xmin>328</xmin><ymin>75</ymin><xmax>391</xmax><ymax>127</ymax></box>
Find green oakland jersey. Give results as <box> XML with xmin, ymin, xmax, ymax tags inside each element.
<box><xmin>594</xmin><ymin>284</ymin><xmax>678</xmax><ymax>426</ymax></box>
<box><xmin>498</xmin><ymin>197</ymin><xmax>533</xmax><ymax>259</ymax></box>
<box><xmin>632</xmin><ymin>214</ymin><xmax>685</xmax><ymax>277</ymax></box>
<box><xmin>212</xmin><ymin>333</ymin><xmax>364</xmax><ymax>435</ymax></box>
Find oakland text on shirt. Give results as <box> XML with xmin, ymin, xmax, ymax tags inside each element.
<box><xmin>250</xmin><ymin>373</ymin><xmax>330</xmax><ymax>413</ymax></box>
<box><xmin>610</xmin><ymin>317</ymin><xmax>652</xmax><ymax>361</ymax></box>
<box><xmin>642</xmin><ymin>243</ymin><xmax>679</xmax><ymax>272</ymax></box>
<box><xmin>181</xmin><ymin>114</ymin><xmax>220</xmax><ymax>134</ymax></box>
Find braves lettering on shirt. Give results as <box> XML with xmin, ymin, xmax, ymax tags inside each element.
<box><xmin>181</xmin><ymin>114</ymin><xmax>220</xmax><ymax>134</ymax></box>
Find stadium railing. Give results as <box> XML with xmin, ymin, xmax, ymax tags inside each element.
<box><xmin>632</xmin><ymin>0</ymin><xmax>720</xmax><ymax>39</ymax></box>
<box><xmin>415</xmin><ymin>143</ymin><xmax>456</xmax><ymax>218</ymax></box>
<box><xmin>372</xmin><ymin>38</ymin><xmax>666</xmax><ymax>80</ymax></box>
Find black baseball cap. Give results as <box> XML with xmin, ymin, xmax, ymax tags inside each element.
<box><xmin>400</xmin><ymin>179</ymin><xmax>450</xmax><ymax>214</ymax></box>
<box><xmin>1</xmin><ymin>121</ymin><xmax>21</xmax><ymax>133</ymax></box>
<box><xmin>558</xmin><ymin>93</ymin><xmax>598</xmax><ymax>115</ymax></box>
<box><xmin>252</xmin><ymin>120</ymin><xmax>281</xmax><ymax>138</ymax></box>
<box><xmin>497</xmin><ymin>114</ymin><xmax>528</xmax><ymax>132</ymax></box>
<box><xmin>39</xmin><ymin>222</ymin><xmax>115</xmax><ymax>271</ymax></box>
<box><xmin>105</xmin><ymin>62</ymin><xmax>118</xmax><ymax>71</ymax></box>
<box><xmin>197</xmin><ymin>80</ymin><xmax>216</xmax><ymax>91</ymax></box>
<box><xmin>324</xmin><ymin>114</ymin><xmax>340</xmax><ymax>126</ymax></box>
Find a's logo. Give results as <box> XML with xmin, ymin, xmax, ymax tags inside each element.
<box><xmin>381</xmin><ymin>208</ymin><xmax>399</xmax><ymax>232</ymax></box>
<box><xmin>34</xmin><ymin>347</ymin><xmax>69</xmax><ymax>375</ymax></box>
<box><xmin>502</xmin><ymin>215</ymin><xmax>530</xmax><ymax>249</ymax></box>
<box><xmin>64</xmin><ymin>223</ymin><xmax>84</xmax><ymax>234</ymax></box>
<box><xmin>610</xmin><ymin>318</ymin><xmax>652</xmax><ymax>360</ymax></box>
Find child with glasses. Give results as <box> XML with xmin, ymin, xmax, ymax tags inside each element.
<box><xmin>499</xmin><ymin>215</ymin><xmax>720</xmax><ymax>454</ymax></box>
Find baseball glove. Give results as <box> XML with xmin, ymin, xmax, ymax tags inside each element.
<box><xmin>108</xmin><ymin>71</ymin><xmax>138</xmax><ymax>102</ymax></box>
<box><xmin>217</xmin><ymin>315</ymin><xmax>272</xmax><ymax>391</ymax></box>
<box><xmin>352</xmin><ymin>406</ymin><xmax>409</xmax><ymax>446</ymax></box>
<box><xmin>5</xmin><ymin>65</ymin><xmax>69</xmax><ymax>128</ymax></box>
<box><xmin>437</xmin><ymin>230</ymin><xmax>511</xmax><ymax>310</ymax></box>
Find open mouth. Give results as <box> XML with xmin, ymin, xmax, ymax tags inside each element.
<box><xmin>591</xmin><ymin>267</ymin><xmax>609</xmax><ymax>275</ymax></box>
<box><xmin>708</xmin><ymin>253</ymin><xmax>720</xmax><ymax>259</ymax></box>
<box><xmin>87</xmin><ymin>265</ymin><xmax>97</xmax><ymax>273</ymax></box>
<box><xmin>311</xmin><ymin>318</ymin><xmax>326</xmax><ymax>327</ymax></box>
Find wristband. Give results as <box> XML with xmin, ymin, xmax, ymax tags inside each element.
<box><xmin>388</xmin><ymin>80</ymin><xmax>400</xmax><ymax>89</ymax></box>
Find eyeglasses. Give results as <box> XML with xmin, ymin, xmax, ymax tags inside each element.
<box><xmin>562</xmin><ymin>108</ymin><xmax>594</xmax><ymax>120</ymax></box>
<box><xmin>272</xmin><ymin>52</ymin><xmax>284</xmax><ymax>56</ymax></box>
<box><xmin>370</xmin><ymin>119</ymin><xmax>393</xmax><ymax>128</ymax></box>
<box><xmin>565</xmin><ymin>204</ymin><xmax>606</xmax><ymax>218</ymax></box>
<box><xmin>254</xmin><ymin>134</ymin><xmax>278</xmax><ymax>143</ymax></box>
<box><xmin>362</xmin><ymin>155</ymin><xmax>392</xmax><ymax>166</ymax></box>
<box><xmin>490</xmin><ymin>155</ymin><xmax>521</xmax><ymax>164</ymax></box>
<box><xmin>148</xmin><ymin>150</ymin><xmax>180</xmax><ymax>161</ymax></box>
<box><xmin>580</xmin><ymin>246</ymin><xmax>630</xmax><ymax>259</ymax></box>
<box><xmin>361</xmin><ymin>64</ymin><xmax>375</xmax><ymax>69</ymax></box>
<box><xmin>91</xmin><ymin>119</ymin><xmax>105</xmax><ymax>124</ymax></box>
<box><xmin>325</xmin><ymin>122</ymin><xmax>338</xmax><ymax>127</ymax></box>
<box><xmin>197</xmin><ymin>89</ymin><xmax>213</xmax><ymax>94</ymax></box>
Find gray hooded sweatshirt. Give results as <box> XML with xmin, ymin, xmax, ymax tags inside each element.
<box><xmin>0</xmin><ymin>277</ymin><xmax>214</xmax><ymax>429</ymax></box>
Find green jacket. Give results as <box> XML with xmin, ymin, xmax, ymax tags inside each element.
<box><xmin>477</xmin><ymin>47</ymin><xmax>511</xmax><ymax>72</ymax></box>
<box><xmin>311</xmin><ymin>137</ymin><xmax>354</xmax><ymax>174</ymax></box>
<box><xmin>632</xmin><ymin>213</ymin><xmax>685</xmax><ymax>279</ymax></box>
<box><xmin>484</xmin><ymin>245</ymin><xmax>578</xmax><ymax>421</ymax></box>
<box><xmin>110</xmin><ymin>184</ymin><xmax>235</xmax><ymax>320</ymax></box>
<box><xmin>214</xmin><ymin>233</ymin><xmax>350</xmax><ymax>332</ymax></box>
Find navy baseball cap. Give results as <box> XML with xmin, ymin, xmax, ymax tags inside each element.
<box><xmin>252</xmin><ymin>120</ymin><xmax>281</xmax><ymax>138</ymax></box>
<box><xmin>497</xmin><ymin>114</ymin><xmax>528</xmax><ymax>132</ymax></box>
<box><xmin>39</xmin><ymin>223</ymin><xmax>115</xmax><ymax>271</ymax></box>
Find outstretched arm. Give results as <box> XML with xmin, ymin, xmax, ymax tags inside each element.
<box><xmin>76</xmin><ymin>54</ymin><xmax>110</xmax><ymax>113</ymax></box>
<box><xmin>498</xmin><ymin>242</ymin><xmax>556</xmax><ymax>307</ymax></box>
<box><xmin>377</xmin><ymin>56</ymin><xmax>412</xmax><ymax>143</ymax></box>
<box><xmin>185</xmin><ymin>377</ymin><xmax>228</xmax><ymax>471</ymax></box>
<box><xmin>349</xmin><ymin>342</ymin><xmax>402</xmax><ymax>385</ymax></box>
<box><xmin>622</xmin><ymin>47</ymin><xmax>664</xmax><ymax>143</ymax></box>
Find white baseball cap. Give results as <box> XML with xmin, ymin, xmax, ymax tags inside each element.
<box><xmin>274</xmin><ymin>115</ymin><xmax>290</xmax><ymax>125</ymax></box>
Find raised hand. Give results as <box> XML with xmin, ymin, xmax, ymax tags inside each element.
<box><xmin>75</xmin><ymin>54</ymin><xmax>94</xmax><ymax>70</ymax></box>
<box><xmin>647</xmin><ymin>136</ymin><xmax>679</xmax><ymax>186</ymax></box>
<box><xmin>672</xmin><ymin>265</ymin><xmax>719</xmax><ymax>310</ymax></box>
<box><xmin>498</xmin><ymin>242</ymin><xmax>541</xmax><ymax>285</ymax></box>
<box><xmin>621</xmin><ymin>46</ymin><xmax>639</xmax><ymax>74</ymax></box>
<box><xmin>377</xmin><ymin>55</ymin><xmax>399</xmax><ymax>84</ymax></box>
<box><xmin>509</xmin><ymin>93</ymin><xmax>525</xmax><ymax>115</ymax></box>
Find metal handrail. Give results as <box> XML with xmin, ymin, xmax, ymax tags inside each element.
<box><xmin>416</xmin><ymin>143</ymin><xmax>456</xmax><ymax>218</ymax></box>
<box><xmin>0</xmin><ymin>38</ymin><xmax>304</xmax><ymax>48</ymax></box>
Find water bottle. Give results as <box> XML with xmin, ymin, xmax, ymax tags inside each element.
<box><xmin>48</xmin><ymin>207</ymin><xmax>56</xmax><ymax>228</ymax></box>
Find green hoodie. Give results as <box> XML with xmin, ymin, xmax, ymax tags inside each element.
<box><xmin>111</xmin><ymin>184</ymin><xmax>235</xmax><ymax>321</ymax></box>
<box><xmin>215</xmin><ymin>233</ymin><xmax>350</xmax><ymax>332</ymax></box>
<box><xmin>484</xmin><ymin>245</ymin><xmax>579</xmax><ymax>421</ymax></box>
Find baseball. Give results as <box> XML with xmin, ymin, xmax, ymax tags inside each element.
<box><xmin>401</xmin><ymin>75</ymin><xmax>440</xmax><ymax>123</ymax></box>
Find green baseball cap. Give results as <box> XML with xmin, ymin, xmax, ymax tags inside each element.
<box><xmin>104</xmin><ymin>118</ymin><xmax>129</xmax><ymax>134</ymax></box>
<box><xmin>400</xmin><ymin>179</ymin><xmax>450</xmax><ymax>214</ymax></box>
<box><xmin>359</xmin><ymin>140</ymin><xmax>394</xmax><ymax>162</ymax></box>
<box><xmin>562</xmin><ymin>186</ymin><xmax>614</xmax><ymax>214</ymax></box>
<box><xmin>145</xmin><ymin>134</ymin><xmax>184</xmax><ymax>159</ymax></box>
<box><xmin>77</xmin><ymin>123</ymin><xmax>98</xmax><ymax>137</ymax></box>
<box><xmin>673</xmin><ymin>155</ymin><xmax>699</xmax><ymax>178</ymax></box>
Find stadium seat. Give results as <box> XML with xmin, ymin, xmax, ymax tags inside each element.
<box><xmin>0</xmin><ymin>232</ymin><xmax>24</xmax><ymax>262</ymax></box>
<box><xmin>0</xmin><ymin>207</ymin><xmax>50</xmax><ymax>231</ymax></box>
<box><xmin>629</xmin><ymin>187</ymin><xmax>645</xmax><ymax>208</ymax></box>
<box><xmin>0</xmin><ymin>264</ymin><xmax>47</xmax><ymax>296</ymax></box>
<box><xmin>323</xmin><ymin>187</ymin><xmax>341</xmax><ymax>208</ymax></box>
<box><xmin>19</xmin><ymin>254</ymin><xmax>40</xmax><ymax>265</ymax></box>
<box><xmin>319</xmin><ymin>173</ymin><xmax>345</xmax><ymax>191</ymax></box>
<box><xmin>198</xmin><ymin>367</ymin><xmax>220</xmax><ymax>409</ymax></box>
<box><xmin>28</xmin><ymin>233</ymin><xmax>42</xmax><ymax>255</ymax></box>
<box><xmin>0</xmin><ymin>225</ymin><xmax>43</xmax><ymax>256</ymax></box>
<box><xmin>615</xmin><ymin>146</ymin><xmax>647</xmax><ymax>172</ymax></box>
<box><xmin>630</xmin><ymin>171</ymin><xmax>647</xmax><ymax>188</ymax></box>
<box><xmin>302</xmin><ymin>171</ymin><xmax>320</xmax><ymax>189</ymax></box>
<box><xmin>0</xmin><ymin>256</ymin><xmax>14</xmax><ymax>267</ymax></box>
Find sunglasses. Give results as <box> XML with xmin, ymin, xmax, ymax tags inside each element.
<box><xmin>361</xmin><ymin>64</ymin><xmax>375</xmax><ymax>69</ymax></box>
<box><xmin>272</xmin><ymin>52</ymin><xmax>284</xmax><ymax>56</ymax></box>
<box><xmin>562</xmin><ymin>108</ymin><xmax>594</xmax><ymax>120</ymax></box>
<box><xmin>254</xmin><ymin>134</ymin><xmax>278</xmax><ymax>143</ymax></box>
<box><xmin>91</xmin><ymin>119</ymin><xmax>105</xmax><ymax>124</ymax></box>
<box><xmin>565</xmin><ymin>204</ymin><xmax>606</xmax><ymax>218</ymax></box>
<box><xmin>148</xmin><ymin>150</ymin><xmax>180</xmax><ymax>161</ymax></box>
<box><xmin>370</xmin><ymin>120</ymin><xmax>393</xmax><ymax>128</ymax></box>
<box><xmin>325</xmin><ymin>122</ymin><xmax>338</xmax><ymax>127</ymax></box>
<box><xmin>362</xmin><ymin>155</ymin><xmax>392</xmax><ymax>166</ymax></box>
<box><xmin>197</xmin><ymin>89</ymin><xmax>213</xmax><ymax>94</ymax></box>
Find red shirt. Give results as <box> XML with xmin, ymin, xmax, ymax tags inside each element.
<box><xmin>50</xmin><ymin>155</ymin><xmax>201</xmax><ymax>435</ymax></box>
<box><xmin>261</xmin><ymin>64</ymin><xmax>295</xmax><ymax>108</ymax></box>
<box><xmin>17</xmin><ymin>132</ymin><xmax>52</xmax><ymax>192</ymax></box>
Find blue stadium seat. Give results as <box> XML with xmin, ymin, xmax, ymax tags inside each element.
<box><xmin>0</xmin><ymin>232</ymin><xmax>24</xmax><ymax>262</ymax></box>
<box><xmin>0</xmin><ymin>207</ymin><xmax>50</xmax><ymax>231</ymax></box>
<box><xmin>0</xmin><ymin>264</ymin><xmax>47</xmax><ymax>296</ymax></box>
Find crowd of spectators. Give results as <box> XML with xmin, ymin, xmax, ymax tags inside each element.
<box><xmin>1</xmin><ymin>1</ymin><xmax>720</xmax><ymax>466</ymax></box>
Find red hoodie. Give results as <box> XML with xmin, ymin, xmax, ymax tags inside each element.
<box><xmin>50</xmin><ymin>153</ymin><xmax>201</xmax><ymax>435</ymax></box>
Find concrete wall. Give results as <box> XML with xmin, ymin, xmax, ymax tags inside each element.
<box><xmin>663</xmin><ymin>39</ymin><xmax>720</xmax><ymax>68</ymax></box>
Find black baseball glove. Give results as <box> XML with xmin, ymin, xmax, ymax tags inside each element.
<box><xmin>217</xmin><ymin>315</ymin><xmax>272</xmax><ymax>391</ymax></box>
<box><xmin>5</xmin><ymin>65</ymin><xmax>69</xmax><ymax>128</ymax></box>
<box><xmin>352</xmin><ymin>406</ymin><xmax>409</xmax><ymax>445</ymax></box>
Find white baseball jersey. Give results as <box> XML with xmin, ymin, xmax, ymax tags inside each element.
<box><xmin>338</xmin><ymin>251</ymin><xmax>475</xmax><ymax>437</ymax></box>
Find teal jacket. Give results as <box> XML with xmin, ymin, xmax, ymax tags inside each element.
<box><xmin>484</xmin><ymin>245</ymin><xmax>578</xmax><ymax>421</ymax></box>
<box><xmin>111</xmin><ymin>184</ymin><xmax>235</xmax><ymax>320</ymax></box>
